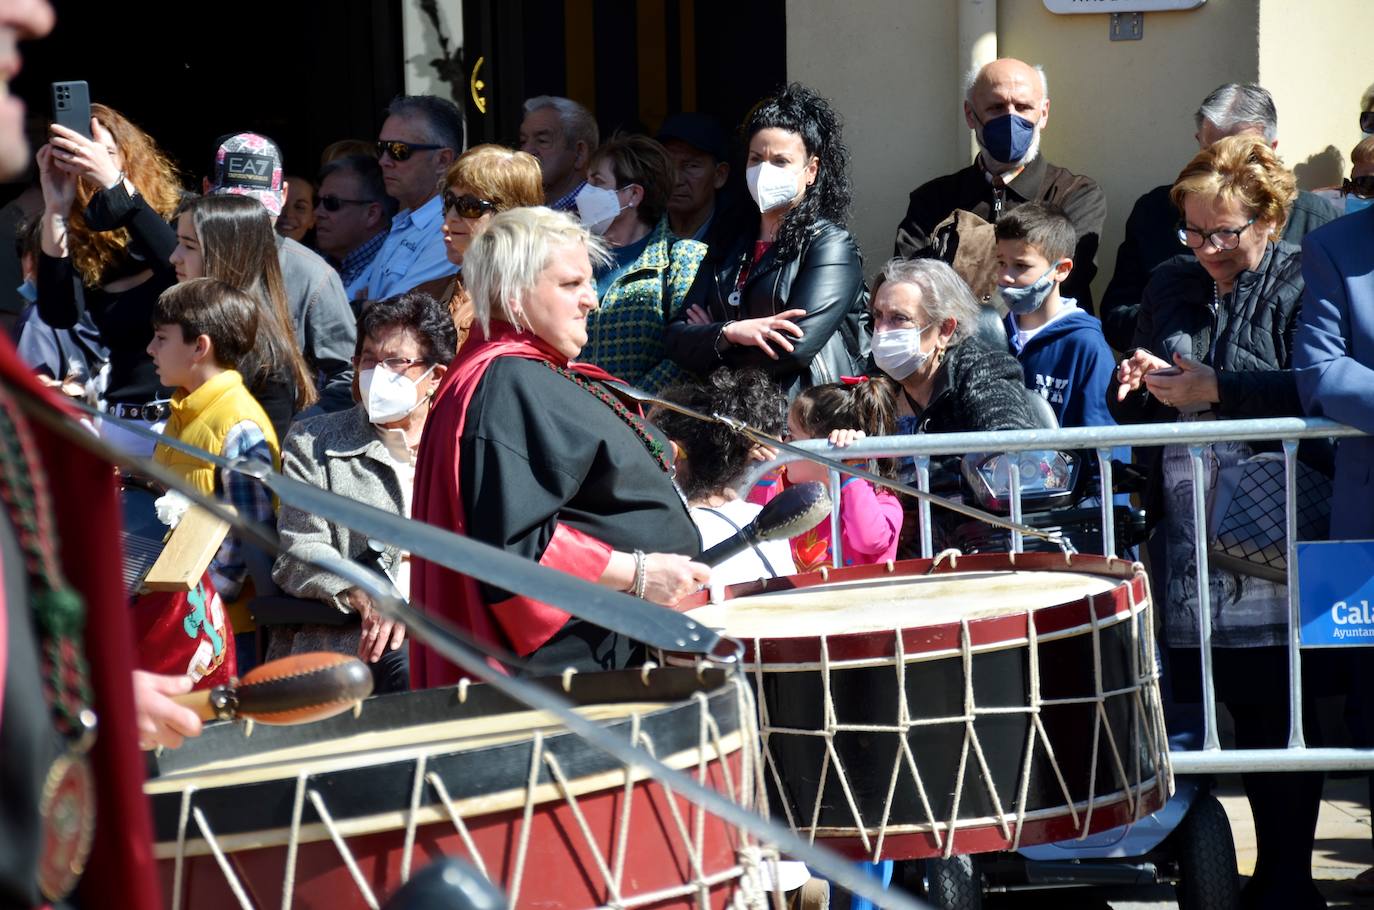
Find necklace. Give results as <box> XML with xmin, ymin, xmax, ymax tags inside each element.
<box><xmin>541</xmin><ymin>361</ymin><xmax>670</xmax><ymax>473</ymax></box>
<box><xmin>0</xmin><ymin>385</ymin><xmax>96</xmax><ymax>899</ymax></box>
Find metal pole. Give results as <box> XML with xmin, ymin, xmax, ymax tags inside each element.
<box><xmin>1189</xmin><ymin>445</ymin><xmax>1220</xmax><ymax>752</ymax></box>
<box><xmin>1097</xmin><ymin>447</ymin><xmax>1116</xmax><ymax>558</ymax></box>
<box><xmin>829</xmin><ymin>467</ymin><xmax>844</xmax><ymax>568</ymax></box>
<box><xmin>1284</xmin><ymin>439</ymin><xmax>1306</xmax><ymax>749</ymax></box>
<box><xmin>1009</xmin><ymin>456</ymin><xmax>1023</xmax><ymax>553</ymax></box>
<box><xmin>917</xmin><ymin>456</ymin><xmax>933</xmax><ymax>559</ymax></box>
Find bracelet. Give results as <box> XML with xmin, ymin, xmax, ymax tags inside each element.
<box><xmin>714</xmin><ymin>321</ymin><xmax>736</xmax><ymax>360</ymax></box>
<box><xmin>103</xmin><ymin>169</ymin><xmax>126</xmax><ymax>192</ymax></box>
<box><xmin>631</xmin><ymin>549</ymin><xmax>648</xmax><ymax>599</ymax></box>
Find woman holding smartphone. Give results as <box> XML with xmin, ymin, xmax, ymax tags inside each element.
<box><xmin>37</xmin><ymin>102</ymin><xmax>184</xmax><ymax>454</ymax></box>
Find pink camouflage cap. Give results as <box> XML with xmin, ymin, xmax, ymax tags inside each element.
<box><xmin>209</xmin><ymin>132</ymin><xmax>284</xmax><ymax>217</ymax></box>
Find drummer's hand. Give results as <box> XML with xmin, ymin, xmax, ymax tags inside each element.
<box><xmin>641</xmin><ymin>553</ymin><xmax>711</xmax><ymax>606</ymax></box>
<box><xmin>1115</xmin><ymin>349</ymin><xmax>1171</xmax><ymax>401</ymax></box>
<box><xmin>132</xmin><ymin>670</ymin><xmax>203</xmax><ymax>751</ymax></box>
<box><xmin>349</xmin><ymin>588</ymin><xmax>406</xmax><ymax>663</ymax></box>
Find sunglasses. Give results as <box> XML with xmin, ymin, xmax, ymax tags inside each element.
<box><xmin>1342</xmin><ymin>175</ymin><xmax>1374</xmax><ymax>199</ymax></box>
<box><xmin>376</xmin><ymin>139</ymin><xmax>443</xmax><ymax>162</ymax></box>
<box><xmin>1361</xmin><ymin>111</ymin><xmax>1374</xmax><ymax>133</ymax></box>
<box><xmin>443</xmin><ymin>191</ymin><xmax>498</xmax><ymax>219</ymax></box>
<box><xmin>315</xmin><ymin>194</ymin><xmax>373</xmax><ymax>212</ymax></box>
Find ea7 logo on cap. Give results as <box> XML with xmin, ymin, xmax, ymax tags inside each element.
<box><xmin>224</xmin><ymin>153</ymin><xmax>275</xmax><ymax>189</ymax></box>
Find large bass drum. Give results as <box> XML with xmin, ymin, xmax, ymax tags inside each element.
<box><xmin>146</xmin><ymin>667</ymin><xmax>765</xmax><ymax>910</ymax></box>
<box><xmin>671</xmin><ymin>552</ymin><xmax>1172</xmax><ymax>861</ymax></box>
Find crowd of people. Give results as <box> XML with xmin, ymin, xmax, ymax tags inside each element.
<box><xmin>2</xmin><ymin>10</ymin><xmax>1374</xmax><ymax>902</ymax></box>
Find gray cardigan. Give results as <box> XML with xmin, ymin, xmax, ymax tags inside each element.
<box><xmin>268</xmin><ymin>404</ymin><xmax>409</xmax><ymax>658</ymax></box>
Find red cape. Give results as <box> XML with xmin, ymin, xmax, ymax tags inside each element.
<box><xmin>409</xmin><ymin>323</ymin><xmax>630</xmax><ymax>688</ymax></box>
<box><xmin>0</xmin><ymin>334</ymin><xmax>161</xmax><ymax>907</ymax></box>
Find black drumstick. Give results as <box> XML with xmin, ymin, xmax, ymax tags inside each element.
<box><xmin>699</xmin><ymin>481</ymin><xmax>832</xmax><ymax>566</ymax></box>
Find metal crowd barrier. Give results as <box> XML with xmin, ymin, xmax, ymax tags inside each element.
<box><xmin>742</xmin><ymin>417</ymin><xmax>1371</xmax><ymax>774</ymax></box>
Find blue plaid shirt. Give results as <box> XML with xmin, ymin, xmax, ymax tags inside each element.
<box><xmin>337</xmin><ymin>230</ymin><xmax>388</xmax><ymax>301</ymax></box>
<box><xmin>209</xmin><ymin>420</ymin><xmax>275</xmax><ymax>600</ymax></box>
<box><xmin>549</xmin><ymin>180</ymin><xmax>586</xmax><ymax>213</ymax></box>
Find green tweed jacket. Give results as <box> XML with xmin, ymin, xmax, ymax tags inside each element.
<box><xmin>582</xmin><ymin>217</ymin><xmax>706</xmax><ymax>392</ymax></box>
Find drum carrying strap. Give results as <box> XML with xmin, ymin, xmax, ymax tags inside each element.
<box><xmin>698</xmin><ymin>506</ymin><xmax>779</xmax><ymax>577</ymax></box>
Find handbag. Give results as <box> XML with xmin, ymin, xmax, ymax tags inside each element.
<box><xmin>1206</xmin><ymin>452</ymin><xmax>1332</xmax><ymax>583</ymax></box>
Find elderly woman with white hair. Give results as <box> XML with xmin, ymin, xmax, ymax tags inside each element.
<box><xmin>410</xmin><ymin>207</ymin><xmax>709</xmax><ymax>686</ymax></box>
<box><xmin>871</xmin><ymin>257</ymin><xmax>1036</xmax><ymax>436</ymax></box>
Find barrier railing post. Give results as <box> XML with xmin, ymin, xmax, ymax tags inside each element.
<box><xmin>1009</xmin><ymin>458</ymin><xmax>1023</xmax><ymax>553</ymax></box>
<box><xmin>916</xmin><ymin>456</ymin><xmax>933</xmax><ymax>559</ymax></box>
<box><xmin>1189</xmin><ymin>445</ymin><xmax>1221</xmax><ymax>752</ymax></box>
<box><xmin>1096</xmin><ymin>447</ymin><xmax>1116</xmax><ymax>559</ymax></box>
<box><xmin>1284</xmin><ymin>438</ymin><xmax>1306</xmax><ymax>749</ymax></box>
<box><xmin>828</xmin><ymin>467</ymin><xmax>844</xmax><ymax>569</ymax></box>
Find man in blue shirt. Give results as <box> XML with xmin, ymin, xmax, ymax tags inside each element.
<box><xmin>360</xmin><ymin>95</ymin><xmax>463</xmax><ymax>301</ymax></box>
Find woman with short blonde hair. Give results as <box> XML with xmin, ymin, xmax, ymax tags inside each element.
<box><xmin>414</xmin><ymin>144</ymin><xmax>543</xmax><ymax>347</ymax></box>
<box><xmin>1112</xmin><ymin>133</ymin><xmax>1326</xmax><ymax>909</ymax></box>
<box><xmin>411</xmin><ymin>206</ymin><xmax>708</xmax><ymax>687</ymax></box>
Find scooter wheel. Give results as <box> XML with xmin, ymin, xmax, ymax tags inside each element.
<box><xmin>1172</xmin><ymin>792</ymin><xmax>1240</xmax><ymax>909</ymax></box>
<box><xmin>925</xmin><ymin>856</ymin><xmax>983</xmax><ymax>910</ymax></box>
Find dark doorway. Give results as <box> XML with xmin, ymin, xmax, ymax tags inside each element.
<box><xmin>11</xmin><ymin>0</ymin><xmax>404</xmax><ymax>193</ymax></box>
<box><xmin>462</xmin><ymin>0</ymin><xmax>787</xmax><ymax>154</ymax></box>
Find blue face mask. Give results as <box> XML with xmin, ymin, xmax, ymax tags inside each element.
<box><xmin>16</xmin><ymin>279</ymin><xmax>36</xmax><ymax>304</ymax></box>
<box><xmin>1345</xmin><ymin>194</ymin><xmax>1374</xmax><ymax>216</ymax></box>
<box><xmin>997</xmin><ymin>266</ymin><xmax>1058</xmax><ymax>315</ymax></box>
<box><xmin>976</xmin><ymin>111</ymin><xmax>1037</xmax><ymax>165</ymax></box>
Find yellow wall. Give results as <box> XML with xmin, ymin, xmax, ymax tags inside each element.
<box><xmin>786</xmin><ymin>0</ymin><xmax>1366</xmax><ymax>305</ymax></box>
<box><xmin>1259</xmin><ymin>0</ymin><xmax>1371</xmax><ymax>191</ymax></box>
<box><xmin>787</xmin><ymin>0</ymin><xmax>963</xmax><ymax>279</ymax></box>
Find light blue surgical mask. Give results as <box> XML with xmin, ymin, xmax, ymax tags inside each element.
<box><xmin>996</xmin><ymin>266</ymin><xmax>1058</xmax><ymax>316</ymax></box>
<box><xmin>16</xmin><ymin>279</ymin><xmax>36</xmax><ymax>304</ymax></box>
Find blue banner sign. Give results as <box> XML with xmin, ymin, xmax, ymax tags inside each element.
<box><xmin>1298</xmin><ymin>540</ymin><xmax>1374</xmax><ymax>647</ymax></box>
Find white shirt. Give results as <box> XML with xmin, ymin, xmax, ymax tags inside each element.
<box><xmin>691</xmin><ymin>499</ymin><xmax>797</xmax><ymax>591</ymax></box>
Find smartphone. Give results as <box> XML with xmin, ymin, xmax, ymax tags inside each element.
<box><xmin>1150</xmin><ymin>366</ymin><xmax>1183</xmax><ymax>377</ymax></box>
<box><xmin>50</xmin><ymin>80</ymin><xmax>91</xmax><ymax>139</ymax></box>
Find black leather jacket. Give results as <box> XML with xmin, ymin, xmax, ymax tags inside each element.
<box><xmin>664</xmin><ymin>218</ymin><xmax>870</xmax><ymax>397</ymax></box>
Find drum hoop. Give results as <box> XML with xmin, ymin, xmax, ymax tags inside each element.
<box><xmin>678</xmin><ymin>559</ymin><xmax>1150</xmax><ymax>665</ymax></box>
<box><xmin>147</xmin><ymin>675</ymin><xmax>746</xmax><ymax>846</ymax></box>
<box><xmin>152</xmin><ymin>732</ymin><xmax>743</xmax><ymax>858</ymax></box>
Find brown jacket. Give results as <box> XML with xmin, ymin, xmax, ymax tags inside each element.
<box><xmin>413</xmin><ymin>273</ymin><xmax>475</xmax><ymax>348</ymax></box>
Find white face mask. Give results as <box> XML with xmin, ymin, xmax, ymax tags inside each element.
<box><xmin>574</xmin><ymin>183</ymin><xmax>625</xmax><ymax>235</ymax></box>
<box><xmin>872</xmin><ymin>324</ymin><xmax>933</xmax><ymax>381</ymax></box>
<box><xmin>746</xmin><ymin>161</ymin><xmax>802</xmax><ymax>213</ymax></box>
<box><xmin>359</xmin><ymin>364</ymin><xmax>435</xmax><ymax>425</ymax></box>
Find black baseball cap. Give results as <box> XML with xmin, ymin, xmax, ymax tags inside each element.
<box><xmin>656</xmin><ymin>113</ymin><xmax>729</xmax><ymax>163</ymax></box>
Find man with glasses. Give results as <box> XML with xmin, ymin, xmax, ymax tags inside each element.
<box><xmin>1101</xmin><ymin>82</ymin><xmax>1340</xmax><ymax>351</ymax></box>
<box><xmin>359</xmin><ymin>95</ymin><xmax>464</xmax><ymax>301</ymax></box>
<box><xmin>314</xmin><ymin>154</ymin><xmax>396</xmax><ymax>301</ymax></box>
<box><xmin>519</xmin><ymin>95</ymin><xmax>598</xmax><ymax>212</ymax></box>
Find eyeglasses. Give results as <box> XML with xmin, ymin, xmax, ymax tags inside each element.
<box><xmin>376</xmin><ymin>140</ymin><xmax>444</xmax><ymax>162</ymax></box>
<box><xmin>357</xmin><ymin>356</ymin><xmax>428</xmax><ymax>372</ymax></box>
<box><xmin>316</xmin><ymin>194</ymin><xmax>373</xmax><ymax>212</ymax></box>
<box><xmin>1342</xmin><ymin>175</ymin><xmax>1374</xmax><ymax>199</ymax></box>
<box><xmin>1361</xmin><ymin>111</ymin><xmax>1374</xmax><ymax>133</ymax></box>
<box><xmin>443</xmin><ymin>191</ymin><xmax>498</xmax><ymax>219</ymax></box>
<box><xmin>1176</xmin><ymin>218</ymin><xmax>1257</xmax><ymax>251</ymax></box>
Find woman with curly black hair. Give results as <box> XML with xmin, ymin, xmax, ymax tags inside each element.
<box><xmin>664</xmin><ymin>84</ymin><xmax>869</xmax><ymax>399</ymax></box>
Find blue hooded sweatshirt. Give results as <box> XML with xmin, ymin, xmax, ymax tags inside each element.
<box><xmin>1005</xmin><ymin>301</ymin><xmax>1117</xmax><ymax>429</ymax></box>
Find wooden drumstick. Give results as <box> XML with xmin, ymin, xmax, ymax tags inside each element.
<box><xmin>172</xmin><ymin>652</ymin><xmax>374</xmax><ymax>725</ymax></box>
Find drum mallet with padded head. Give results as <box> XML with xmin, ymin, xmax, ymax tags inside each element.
<box><xmin>172</xmin><ymin>652</ymin><xmax>374</xmax><ymax>725</ymax></box>
<box><xmin>699</xmin><ymin>481</ymin><xmax>831</xmax><ymax>566</ymax></box>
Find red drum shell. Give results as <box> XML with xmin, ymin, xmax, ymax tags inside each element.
<box><xmin>147</xmin><ymin>668</ymin><xmax>758</xmax><ymax>910</ymax></box>
<box><xmin>673</xmin><ymin>552</ymin><xmax>1172</xmax><ymax>861</ymax></box>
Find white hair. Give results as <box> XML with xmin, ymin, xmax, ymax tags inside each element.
<box><xmin>877</xmin><ymin>258</ymin><xmax>984</xmax><ymax>344</ymax></box>
<box><xmin>522</xmin><ymin>95</ymin><xmax>600</xmax><ymax>152</ymax></box>
<box><xmin>1195</xmin><ymin>83</ymin><xmax>1279</xmax><ymax>144</ymax></box>
<box><xmin>465</xmin><ymin>206</ymin><xmax>610</xmax><ymax>335</ymax></box>
<box><xmin>963</xmin><ymin>61</ymin><xmax>1049</xmax><ymax>105</ymax></box>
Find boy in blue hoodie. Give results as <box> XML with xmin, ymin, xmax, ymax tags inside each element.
<box><xmin>994</xmin><ymin>203</ymin><xmax>1117</xmax><ymax>430</ymax></box>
